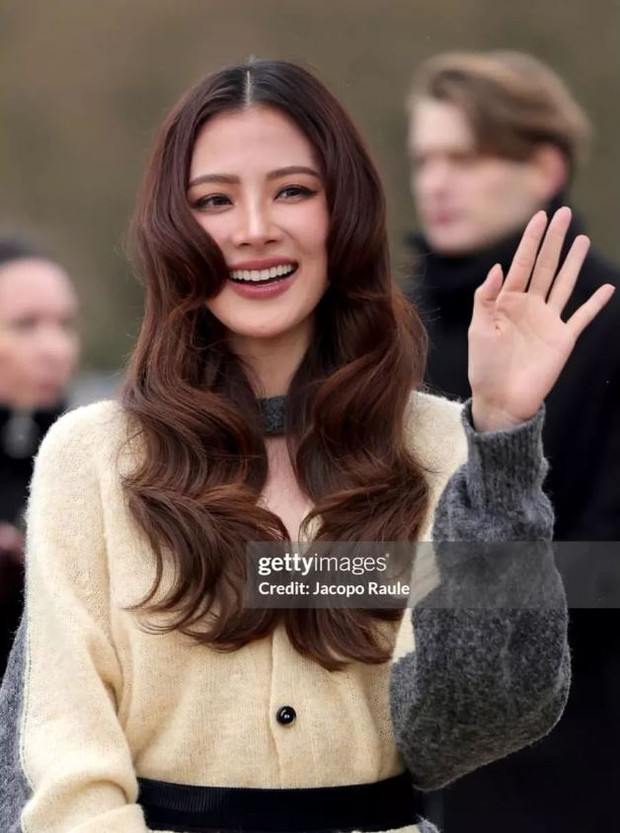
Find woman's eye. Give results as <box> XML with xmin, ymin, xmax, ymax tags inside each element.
<box><xmin>277</xmin><ymin>185</ymin><xmax>316</xmax><ymax>200</ymax></box>
<box><xmin>193</xmin><ymin>194</ymin><xmax>231</xmax><ymax>210</ymax></box>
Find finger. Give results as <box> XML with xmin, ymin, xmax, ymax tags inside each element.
<box><xmin>528</xmin><ymin>206</ymin><xmax>573</xmax><ymax>298</ymax></box>
<box><xmin>566</xmin><ymin>284</ymin><xmax>616</xmax><ymax>339</ymax></box>
<box><xmin>475</xmin><ymin>263</ymin><xmax>504</xmax><ymax>304</ymax></box>
<box><xmin>547</xmin><ymin>235</ymin><xmax>591</xmax><ymax>314</ymax></box>
<box><xmin>501</xmin><ymin>210</ymin><xmax>548</xmax><ymax>293</ymax></box>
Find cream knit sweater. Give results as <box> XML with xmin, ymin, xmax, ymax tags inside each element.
<box><xmin>0</xmin><ymin>391</ymin><xmax>570</xmax><ymax>833</ymax></box>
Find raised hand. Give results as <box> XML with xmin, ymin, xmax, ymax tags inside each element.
<box><xmin>468</xmin><ymin>206</ymin><xmax>615</xmax><ymax>432</ymax></box>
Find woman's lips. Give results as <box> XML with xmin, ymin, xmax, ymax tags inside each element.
<box><xmin>227</xmin><ymin>265</ymin><xmax>299</xmax><ymax>299</ymax></box>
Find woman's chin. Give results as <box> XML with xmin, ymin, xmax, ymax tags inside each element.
<box><xmin>228</xmin><ymin>325</ymin><xmax>298</xmax><ymax>344</ymax></box>
<box><xmin>223</xmin><ymin>316</ymin><xmax>315</xmax><ymax>354</ymax></box>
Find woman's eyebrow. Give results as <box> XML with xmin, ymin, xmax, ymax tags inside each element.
<box><xmin>267</xmin><ymin>166</ymin><xmax>321</xmax><ymax>180</ymax></box>
<box><xmin>188</xmin><ymin>166</ymin><xmax>321</xmax><ymax>188</ymax></box>
<box><xmin>188</xmin><ymin>173</ymin><xmax>239</xmax><ymax>187</ymax></box>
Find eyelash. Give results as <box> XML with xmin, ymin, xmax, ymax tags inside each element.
<box><xmin>278</xmin><ymin>185</ymin><xmax>317</xmax><ymax>200</ymax></box>
<box><xmin>192</xmin><ymin>184</ymin><xmax>317</xmax><ymax>211</ymax></box>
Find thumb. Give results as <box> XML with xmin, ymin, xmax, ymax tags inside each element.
<box><xmin>475</xmin><ymin>263</ymin><xmax>504</xmax><ymax>304</ymax></box>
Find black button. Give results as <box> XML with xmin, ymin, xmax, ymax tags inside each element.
<box><xmin>276</xmin><ymin>705</ymin><xmax>297</xmax><ymax>725</ymax></box>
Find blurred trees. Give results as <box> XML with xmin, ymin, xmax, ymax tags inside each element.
<box><xmin>1</xmin><ymin>0</ymin><xmax>618</xmax><ymax>369</ymax></box>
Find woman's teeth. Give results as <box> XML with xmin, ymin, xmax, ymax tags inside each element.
<box><xmin>230</xmin><ymin>264</ymin><xmax>297</xmax><ymax>283</ymax></box>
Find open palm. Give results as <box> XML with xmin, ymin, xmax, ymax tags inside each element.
<box><xmin>468</xmin><ymin>207</ymin><xmax>615</xmax><ymax>432</ymax></box>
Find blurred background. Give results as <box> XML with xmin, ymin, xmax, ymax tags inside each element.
<box><xmin>1</xmin><ymin>0</ymin><xmax>618</xmax><ymax>398</ymax></box>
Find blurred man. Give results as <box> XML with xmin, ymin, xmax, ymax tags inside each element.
<box><xmin>405</xmin><ymin>50</ymin><xmax>620</xmax><ymax>833</ymax></box>
<box><xmin>0</xmin><ymin>236</ymin><xmax>80</xmax><ymax>679</ymax></box>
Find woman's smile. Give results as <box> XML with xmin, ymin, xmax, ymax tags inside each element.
<box><xmin>227</xmin><ymin>256</ymin><xmax>300</xmax><ymax>298</ymax></box>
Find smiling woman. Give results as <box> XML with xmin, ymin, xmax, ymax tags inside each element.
<box><xmin>187</xmin><ymin>106</ymin><xmax>329</xmax><ymax>380</ymax></box>
<box><xmin>122</xmin><ymin>60</ymin><xmax>430</xmax><ymax>658</ymax></box>
<box><xmin>0</xmin><ymin>58</ymin><xmax>613</xmax><ymax>833</ymax></box>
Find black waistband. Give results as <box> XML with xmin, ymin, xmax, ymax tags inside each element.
<box><xmin>137</xmin><ymin>771</ymin><xmax>423</xmax><ymax>833</ymax></box>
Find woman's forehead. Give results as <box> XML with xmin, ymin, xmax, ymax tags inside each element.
<box><xmin>190</xmin><ymin>106</ymin><xmax>318</xmax><ymax>181</ymax></box>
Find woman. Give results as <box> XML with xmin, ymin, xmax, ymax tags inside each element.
<box><xmin>0</xmin><ymin>60</ymin><xmax>614</xmax><ymax>833</ymax></box>
<box><xmin>0</xmin><ymin>236</ymin><xmax>79</xmax><ymax>680</ymax></box>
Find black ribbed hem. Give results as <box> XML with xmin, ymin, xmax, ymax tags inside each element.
<box><xmin>138</xmin><ymin>771</ymin><xmax>422</xmax><ymax>832</ymax></box>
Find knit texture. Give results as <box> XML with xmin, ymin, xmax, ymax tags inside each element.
<box><xmin>391</xmin><ymin>403</ymin><xmax>569</xmax><ymax>790</ymax></box>
<box><xmin>0</xmin><ymin>391</ymin><xmax>569</xmax><ymax>833</ymax></box>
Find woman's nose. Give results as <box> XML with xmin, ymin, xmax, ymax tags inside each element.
<box><xmin>232</xmin><ymin>202</ymin><xmax>280</xmax><ymax>248</ymax></box>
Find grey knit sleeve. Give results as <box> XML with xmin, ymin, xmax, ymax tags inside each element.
<box><xmin>0</xmin><ymin>614</ymin><xmax>30</xmax><ymax>832</ymax></box>
<box><xmin>390</xmin><ymin>401</ymin><xmax>570</xmax><ymax>791</ymax></box>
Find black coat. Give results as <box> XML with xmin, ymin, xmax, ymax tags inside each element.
<box><xmin>0</xmin><ymin>404</ymin><xmax>64</xmax><ymax>679</ymax></box>
<box><xmin>407</xmin><ymin>204</ymin><xmax>620</xmax><ymax>832</ymax></box>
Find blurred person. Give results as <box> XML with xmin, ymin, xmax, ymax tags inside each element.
<box><xmin>405</xmin><ymin>50</ymin><xmax>620</xmax><ymax>832</ymax></box>
<box><xmin>0</xmin><ymin>58</ymin><xmax>614</xmax><ymax>833</ymax></box>
<box><xmin>0</xmin><ymin>236</ymin><xmax>80</xmax><ymax>679</ymax></box>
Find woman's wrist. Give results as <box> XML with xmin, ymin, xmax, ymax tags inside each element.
<box><xmin>471</xmin><ymin>399</ymin><xmax>537</xmax><ymax>434</ymax></box>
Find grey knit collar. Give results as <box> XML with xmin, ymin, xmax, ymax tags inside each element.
<box><xmin>258</xmin><ymin>396</ymin><xmax>287</xmax><ymax>435</ymax></box>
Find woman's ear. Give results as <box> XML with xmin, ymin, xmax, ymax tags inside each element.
<box><xmin>530</xmin><ymin>144</ymin><xmax>570</xmax><ymax>202</ymax></box>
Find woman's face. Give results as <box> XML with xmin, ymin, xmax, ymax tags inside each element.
<box><xmin>188</xmin><ymin>105</ymin><xmax>330</xmax><ymax>356</ymax></box>
<box><xmin>0</xmin><ymin>259</ymin><xmax>80</xmax><ymax>410</ymax></box>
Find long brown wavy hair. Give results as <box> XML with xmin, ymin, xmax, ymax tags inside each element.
<box><xmin>122</xmin><ymin>59</ymin><xmax>430</xmax><ymax>670</ymax></box>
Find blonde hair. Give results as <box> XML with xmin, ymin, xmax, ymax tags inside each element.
<box><xmin>407</xmin><ymin>50</ymin><xmax>592</xmax><ymax>180</ymax></box>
